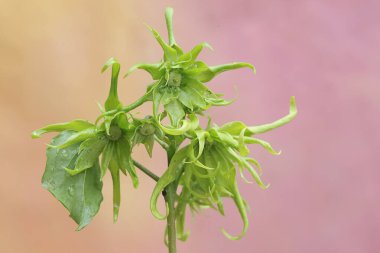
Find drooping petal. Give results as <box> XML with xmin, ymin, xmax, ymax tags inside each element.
<box><xmin>150</xmin><ymin>146</ymin><xmax>190</xmax><ymax>220</ymax></box>
<box><xmin>117</xmin><ymin>137</ymin><xmax>139</xmax><ymax>188</ymax></box>
<box><xmin>221</xmin><ymin>170</ymin><xmax>249</xmax><ymax>240</ymax></box>
<box><xmin>109</xmin><ymin>160</ymin><xmax>121</xmax><ymax>222</ymax></box>
<box><xmin>244</xmin><ymin>137</ymin><xmax>281</xmax><ymax>155</ymax></box>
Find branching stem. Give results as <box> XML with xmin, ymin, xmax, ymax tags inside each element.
<box><xmin>133</xmin><ymin>160</ymin><xmax>160</xmax><ymax>182</ymax></box>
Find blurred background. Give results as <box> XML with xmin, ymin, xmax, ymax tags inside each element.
<box><xmin>1</xmin><ymin>0</ymin><xmax>379</xmax><ymax>252</ymax></box>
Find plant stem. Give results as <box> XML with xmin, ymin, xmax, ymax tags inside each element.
<box><xmin>121</xmin><ymin>91</ymin><xmax>151</xmax><ymax>113</ymax></box>
<box><xmin>102</xmin><ymin>91</ymin><xmax>151</xmax><ymax>116</ymax></box>
<box><xmin>133</xmin><ymin>160</ymin><xmax>160</xmax><ymax>182</ymax></box>
<box><xmin>165</xmin><ymin>146</ymin><xmax>177</xmax><ymax>253</ymax></box>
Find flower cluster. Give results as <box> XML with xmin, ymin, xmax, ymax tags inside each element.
<box><xmin>32</xmin><ymin>7</ymin><xmax>297</xmax><ymax>244</ymax></box>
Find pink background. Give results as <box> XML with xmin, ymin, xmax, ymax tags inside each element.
<box><xmin>1</xmin><ymin>0</ymin><xmax>379</xmax><ymax>252</ymax></box>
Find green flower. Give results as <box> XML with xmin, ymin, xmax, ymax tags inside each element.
<box><xmin>32</xmin><ymin>58</ymin><xmax>139</xmax><ymax>223</ymax></box>
<box><xmin>125</xmin><ymin>8</ymin><xmax>255</xmax><ymax>132</ymax></box>
<box><xmin>149</xmin><ymin>96</ymin><xmax>297</xmax><ymax>240</ymax></box>
<box><xmin>132</xmin><ymin>116</ymin><xmax>166</xmax><ymax>157</ymax></box>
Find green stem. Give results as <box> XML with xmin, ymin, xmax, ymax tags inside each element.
<box><xmin>102</xmin><ymin>91</ymin><xmax>151</xmax><ymax>116</ymax></box>
<box><xmin>133</xmin><ymin>160</ymin><xmax>160</xmax><ymax>182</ymax></box>
<box><xmin>165</xmin><ymin>146</ymin><xmax>177</xmax><ymax>253</ymax></box>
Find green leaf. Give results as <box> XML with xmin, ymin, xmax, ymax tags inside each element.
<box><xmin>32</xmin><ymin>120</ymin><xmax>94</xmax><ymax>138</ymax></box>
<box><xmin>247</xmin><ymin>96</ymin><xmax>297</xmax><ymax>134</ymax></box>
<box><xmin>150</xmin><ymin>146</ymin><xmax>190</xmax><ymax>220</ymax></box>
<box><xmin>42</xmin><ymin>131</ymin><xmax>103</xmax><ymax>230</ymax></box>
<box><xmin>65</xmin><ymin>136</ymin><xmax>107</xmax><ymax>176</ymax></box>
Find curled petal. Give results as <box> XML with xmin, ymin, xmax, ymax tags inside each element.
<box><xmin>244</xmin><ymin>137</ymin><xmax>281</xmax><ymax>155</ymax></box>
<box><xmin>247</xmin><ymin>96</ymin><xmax>297</xmax><ymax>135</ymax></box>
<box><xmin>158</xmin><ymin>114</ymin><xmax>199</xmax><ymax>136</ymax></box>
<box><xmin>221</xmin><ymin>170</ymin><xmax>249</xmax><ymax>240</ymax></box>
<box><xmin>32</xmin><ymin>120</ymin><xmax>94</xmax><ymax>138</ymax></box>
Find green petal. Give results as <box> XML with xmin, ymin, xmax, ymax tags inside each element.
<box><xmin>185</xmin><ymin>61</ymin><xmax>255</xmax><ymax>83</ymax></box>
<box><xmin>117</xmin><ymin>137</ymin><xmax>139</xmax><ymax>188</ymax></box>
<box><xmin>109</xmin><ymin>160</ymin><xmax>121</xmax><ymax>222</ymax></box>
<box><xmin>124</xmin><ymin>63</ymin><xmax>163</xmax><ymax>80</ymax></box>
<box><xmin>158</xmin><ymin>114</ymin><xmax>199</xmax><ymax>136</ymax></box>
<box><xmin>219</xmin><ymin>121</ymin><xmax>247</xmax><ymax>136</ymax></box>
<box><xmin>102</xmin><ymin>58</ymin><xmax>122</xmax><ymax>111</ymax></box>
<box><xmin>244</xmin><ymin>137</ymin><xmax>281</xmax><ymax>155</ymax></box>
<box><xmin>178</xmin><ymin>89</ymin><xmax>193</xmax><ymax>110</ymax></box>
<box><xmin>100</xmin><ymin>142</ymin><xmax>114</xmax><ymax>179</ymax></box>
<box><xmin>238</xmin><ymin>128</ymin><xmax>250</xmax><ymax>156</ymax></box>
<box><xmin>194</xmin><ymin>130</ymin><xmax>209</xmax><ymax>159</ymax></box>
<box><xmin>227</xmin><ymin>148</ymin><xmax>268</xmax><ymax>189</ymax></box>
<box><xmin>164</xmin><ymin>100</ymin><xmax>185</xmax><ymax>127</ymax></box>
<box><xmin>146</xmin><ymin>24</ymin><xmax>177</xmax><ymax>61</ymax></box>
<box><xmin>247</xmin><ymin>96</ymin><xmax>297</xmax><ymax>134</ymax></box>
<box><xmin>178</xmin><ymin>42</ymin><xmax>213</xmax><ymax>65</ymax></box>
<box><xmin>150</xmin><ymin>146</ymin><xmax>190</xmax><ymax>220</ymax></box>
<box><xmin>32</xmin><ymin>120</ymin><xmax>94</xmax><ymax>138</ymax></box>
<box><xmin>221</xmin><ymin>171</ymin><xmax>249</xmax><ymax>240</ymax></box>
<box><xmin>181</xmin><ymin>86</ymin><xmax>206</xmax><ymax>109</ymax></box>
<box><xmin>143</xmin><ymin>135</ymin><xmax>155</xmax><ymax>157</ymax></box>
<box><xmin>208</xmin><ymin>62</ymin><xmax>256</xmax><ymax>81</ymax></box>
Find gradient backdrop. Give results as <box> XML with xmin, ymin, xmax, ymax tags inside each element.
<box><xmin>1</xmin><ymin>0</ymin><xmax>379</xmax><ymax>252</ymax></box>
